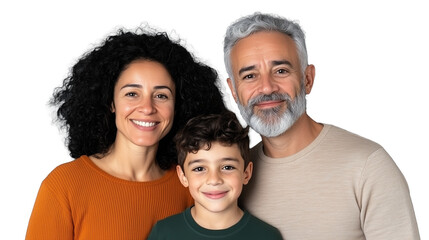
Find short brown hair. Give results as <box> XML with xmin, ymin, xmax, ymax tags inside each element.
<box><xmin>175</xmin><ymin>111</ymin><xmax>250</xmax><ymax>170</ymax></box>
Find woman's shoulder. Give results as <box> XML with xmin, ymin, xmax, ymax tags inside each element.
<box><xmin>47</xmin><ymin>155</ymin><xmax>89</xmax><ymax>177</ymax></box>
<box><xmin>42</xmin><ymin>156</ymin><xmax>91</xmax><ymax>189</ymax></box>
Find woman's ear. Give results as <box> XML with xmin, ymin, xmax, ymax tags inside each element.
<box><xmin>111</xmin><ymin>102</ymin><xmax>116</xmax><ymax>113</ymax></box>
<box><xmin>243</xmin><ymin>162</ymin><xmax>253</xmax><ymax>185</ymax></box>
<box><xmin>176</xmin><ymin>165</ymin><xmax>189</xmax><ymax>187</ymax></box>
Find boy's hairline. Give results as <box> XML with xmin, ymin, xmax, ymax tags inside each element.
<box><xmin>178</xmin><ymin>141</ymin><xmax>248</xmax><ymax>171</ymax></box>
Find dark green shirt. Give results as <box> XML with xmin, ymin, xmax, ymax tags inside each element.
<box><xmin>148</xmin><ymin>207</ymin><xmax>283</xmax><ymax>239</ymax></box>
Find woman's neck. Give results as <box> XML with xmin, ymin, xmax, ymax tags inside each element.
<box><xmin>90</xmin><ymin>140</ymin><xmax>164</xmax><ymax>182</ymax></box>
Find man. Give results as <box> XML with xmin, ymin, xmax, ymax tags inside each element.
<box><xmin>223</xmin><ymin>12</ymin><xmax>420</xmax><ymax>239</ymax></box>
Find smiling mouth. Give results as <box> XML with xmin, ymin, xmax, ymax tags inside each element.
<box><xmin>132</xmin><ymin>120</ymin><xmax>157</xmax><ymax>127</ymax></box>
<box><xmin>203</xmin><ymin>191</ymin><xmax>228</xmax><ymax>199</ymax></box>
<box><xmin>255</xmin><ymin>100</ymin><xmax>285</xmax><ymax>109</ymax></box>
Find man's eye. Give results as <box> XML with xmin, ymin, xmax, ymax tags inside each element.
<box><xmin>243</xmin><ymin>74</ymin><xmax>254</xmax><ymax>80</ymax></box>
<box><xmin>277</xmin><ymin>69</ymin><xmax>289</xmax><ymax>74</ymax></box>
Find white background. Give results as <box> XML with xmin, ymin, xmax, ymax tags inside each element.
<box><xmin>1</xmin><ymin>0</ymin><xmax>427</xmax><ymax>239</ymax></box>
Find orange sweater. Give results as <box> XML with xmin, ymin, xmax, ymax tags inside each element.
<box><xmin>26</xmin><ymin>155</ymin><xmax>193</xmax><ymax>240</ymax></box>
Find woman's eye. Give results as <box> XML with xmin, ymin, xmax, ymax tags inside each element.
<box><xmin>155</xmin><ymin>93</ymin><xmax>168</xmax><ymax>99</ymax></box>
<box><xmin>125</xmin><ymin>92</ymin><xmax>137</xmax><ymax>97</ymax></box>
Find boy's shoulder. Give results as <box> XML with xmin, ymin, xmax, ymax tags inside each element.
<box><xmin>148</xmin><ymin>209</ymin><xmax>189</xmax><ymax>239</ymax></box>
<box><xmin>243</xmin><ymin>211</ymin><xmax>283</xmax><ymax>239</ymax></box>
<box><xmin>154</xmin><ymin>209</ymin><xmax>187</xmax><ymax>227</ymax></box>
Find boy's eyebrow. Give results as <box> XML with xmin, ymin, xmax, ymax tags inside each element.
<box><xmin>187</xmin><ymin>158</ymin><xmax>240</xmax><ymax>166</ymax></box>
<box><xmin>221</xmin><ymin>158</ymin><xmax>240</xmax><ymax>162</ymax></box>
<box><xmin>187</xmin><ymin>159</ymin><xmax>204</xmax><ymax>166</ymax></box>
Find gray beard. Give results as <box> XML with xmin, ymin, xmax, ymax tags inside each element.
<box><xmin>236</xmin><ymin>89</ymin><xmax>306</xmax><ymax>137</ymax></box>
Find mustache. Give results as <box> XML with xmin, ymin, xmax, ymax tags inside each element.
<box><xmin>248</xmin><ymin>93</ymin><xmax>292</xmax><ymax>106</ymax></box>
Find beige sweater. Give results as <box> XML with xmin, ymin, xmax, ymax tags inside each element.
<box><xmin>241</xmin><ymin>124</ymin><xmax>420</xmax><ymax>240</ymax></box>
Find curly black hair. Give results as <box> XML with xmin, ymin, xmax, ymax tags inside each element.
<box><xmin>51</xmin><ymin>27</ymin><xmax>227</xmax><ymax>170</ymax></box>
<box><xmin>175</xmin><ymin>111</ymin><xmax>250</xmax><ymax>170</ymax></box>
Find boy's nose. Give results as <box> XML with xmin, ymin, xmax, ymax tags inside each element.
<box><xmin>206</xmin><ymin>170</ymin><xmax>223</xmax><ymax>185</ymax></box>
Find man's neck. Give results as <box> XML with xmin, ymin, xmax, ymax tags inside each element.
<box><xmin>261</xmin><ymin>113</ymin><xmax>323</xmax><ymax>158</ymax></box>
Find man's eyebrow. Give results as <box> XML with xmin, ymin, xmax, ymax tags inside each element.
<box><xmin>238</xmin><ymin>60</ymin><xmax>293</xmax><ymax>76</ymax></box>
<box><xmin>238</xmin><ymin>65</ymin><xmax>256</xmax><ymax>75</ymax></box>
<box><xmin>271</xmin><ymin>60</ymin><xmax>293</xmax><ymax>67</ymax></box>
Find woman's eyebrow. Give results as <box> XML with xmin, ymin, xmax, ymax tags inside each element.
<box><xmin>120</xmin><ymin>84</ymin><xmax>173</xmax><ymax>93</ymax></box>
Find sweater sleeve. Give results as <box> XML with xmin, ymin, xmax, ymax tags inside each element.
<box><xmin>359</xmin><ymin>148</ymin><xmax>420</xmax><ymax>240</ymax></box>
<box><xmin>26</xmin><ymin>180</ymin><xmax>74</xmax><ymax>240</ymax></box>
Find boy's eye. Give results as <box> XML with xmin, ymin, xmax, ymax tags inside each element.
<box><xmin>222</xmin><ymin>165</ymin><xmax>235</xmax><ymax>171</ymax></box>
<box><xmin>192</xmin><ymin>167</ymin><xmax>205</xmax><ymax>172</ymax></box>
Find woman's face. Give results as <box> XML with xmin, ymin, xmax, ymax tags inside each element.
<box><xmin>112</xmin><ymin>60</ymin><xmax>175</xmax><ymax>148</ymax></box>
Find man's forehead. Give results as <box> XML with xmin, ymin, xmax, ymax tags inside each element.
<box><xmin>231</xmin><ymin>31</ymin><xmax>298</xmax><ymax>67</ymax></box>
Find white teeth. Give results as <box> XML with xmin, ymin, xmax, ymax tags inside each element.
<box><xmin>132</xmin><ymin>120</ymin><xmax>156</xmax><ymax>127</ymax></box>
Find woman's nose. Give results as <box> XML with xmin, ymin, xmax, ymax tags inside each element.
<box><xmin>138</xmin><ymin>96</ymin><xmax>156</xmax><ymax>114</ymax></box>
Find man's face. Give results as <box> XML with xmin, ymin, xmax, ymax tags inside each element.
<box><xmin>227</xmin><ymin>31</ymin><xmax>308</xmax><ymax>137</ymax></box>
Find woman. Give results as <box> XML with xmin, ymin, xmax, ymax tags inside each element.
<box><xmin>26</xmin><ymin>27</ymin><xmax>226</xmax><ymax>239</ymax></box>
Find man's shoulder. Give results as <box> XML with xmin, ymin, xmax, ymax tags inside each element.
<box><xmin>325</xmin><ymin>124</ymin><xmax>382</xmax><ymax>149</ymax></box>
<box><xmin>249</xmin><ymin>124</ymin><xmax>385</xmax><ymax>160</ymax></box>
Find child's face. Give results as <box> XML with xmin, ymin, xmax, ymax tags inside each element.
<box><xmin>177</xmin><ymin>142</ymin><xmax>253</xmax><ymax>215</ymax></box>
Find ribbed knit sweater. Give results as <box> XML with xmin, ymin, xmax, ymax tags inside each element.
<box><xmin>240</xmin><ymin>124</ymin><xmax>420</xmax><ymax>239</ymax></box>
<box><xmin>26</xmin><ymin>155</ymin><xmax>194</xmax><ymax>240</ymax></box>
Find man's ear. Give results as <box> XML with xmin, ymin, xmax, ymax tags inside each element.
<box><xmin>176</xmin><ymin>165</ymin><xmax>189</xmax><ymax>187</ymax></box>
<box><xmin>243</xmin><ymin>162</ymin><xmax>253</xmax><ymax>185</ymax></box>
<box><xmin>227</xmin><ymin>78</ymin><xmax>238</xmax><ymax>102</ymax></box>
<box><xmin>304</xmin><ymin>64</ymin><xmax>316</xmax><ymax>94</ymax></box>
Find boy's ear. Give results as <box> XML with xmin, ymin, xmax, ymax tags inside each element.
<box><xmin>243</xmin><ymin>162</ymin><xmax>253</xmax><ymax>185</ymax></box>
<box><xmin>176</xmin><ymin>165</ymin><xmax>189</xmax><ymax>187</ymax></box>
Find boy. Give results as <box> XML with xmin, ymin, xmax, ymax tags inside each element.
<box><xmin>148</xmin><ymin>111</ymin><xmax>282</xmax><ymax>239</ymax></box>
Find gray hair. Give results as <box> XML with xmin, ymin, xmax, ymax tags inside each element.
<box><xmin>224</xmin><ymin>12</ymin><xmax>308</xmax><ymax>82</ymax></box>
